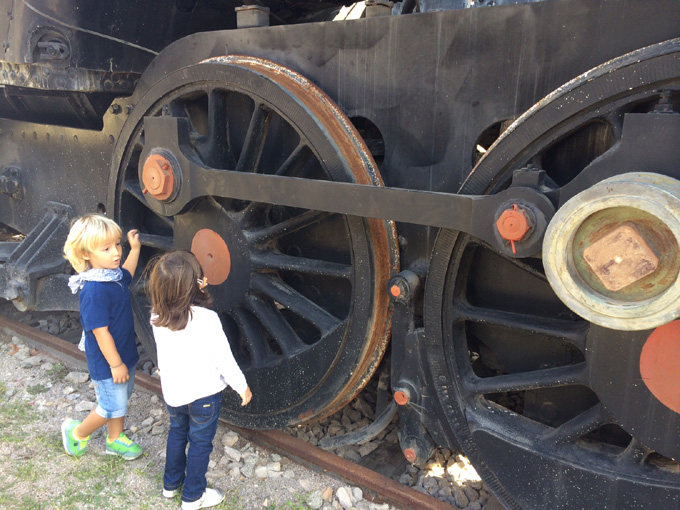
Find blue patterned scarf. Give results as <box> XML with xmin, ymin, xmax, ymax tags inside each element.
<box><xmin>68</xmin><ymin>268</ymin><xmax>123</xmax><ymax>293</ymax></box>
<box><xmin>68</xmin><ymin>268</ymin><xmax>124</xmax><ymax>350</ymax></box>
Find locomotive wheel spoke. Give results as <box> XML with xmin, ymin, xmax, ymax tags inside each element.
<box><xmin>195</xmin><ymin>89</ymin><xmax>235</xmax><ymax>169</ymax></box>
<box><xmin>244</xmin><ymin>294</ymin><xmax>306</xmax><ymax>356</ymax></box>
<box><xmin>122</xmin><ymin>178</ymin><xmax>146</xmax><ymax>204</ymax></box>
<box><xmin>235</xmin><ymin>102</ymin><xmax>272</xmax><ymax>173</ymax></box>
<box><xmin>496</xmin><ymin>253</ymin><xmax>548</xmax><ymax>282</ymax></box>
<box><xmin>138</xmin><ymin>233</ymin><xmax>174</xmax><ymax>252</ymax></box>
<box><xmin>456</xmin><ymin>304</ymin><xmax>588</xmax><ymax>352</ymax></box>
<box><xmin>236</xmin><ymin>202</ymin><xmax>272</xmax><ymax>228</ymax></box>
<box><xmin>250</xmin><ymin>251</ymin><xmax>352</xmax><ymax>278</ymax></box>
<box><xmin>121</xmin><ymin>178</ymin><xmax>175</xmax><ymax>228</ymax></box>
<box><xmin>232</xmin><ymin>305</ymin><xmax>271</xmax><ymax>367</ymax></box>
<box><xmin>617</xmin><ymin>439</ymin><xmax>653</xmax><ymax>466</ymax></box>
<box><xmin>466</xmin><ymin>363</ymin><xmax>588</xmax><ymax>394</ymax></box>
<box><xmin>250</xmin><ymin>273</ymin><xmax>340</xmax><ymax>334</ymax></box>
<box><xmin>113</xmin><ymin>56</ymin><xmax>397</xmax><ymax>428</ymax></box>
<box><xmin>542</xmin><ymin>403</ymin><xmax>608</xmax><ymax>445</ymax></box>
<box><xmin>275</xmin><ymin>142</ymin><xmax>314</xmax><ymax>176</ymax></box>
<box><xmin>247</xmin><ymin>210</ymin><xmax>331</xmax><ymax>244</ymax></box>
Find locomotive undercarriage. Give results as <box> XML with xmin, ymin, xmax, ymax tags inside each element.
<box><xmin>1</xmin><ymin>0</ymin><xmax>680</xmax><ymax>508</ymax></box>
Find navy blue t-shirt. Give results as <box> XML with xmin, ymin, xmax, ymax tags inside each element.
<box><xmin>79</xmin><ymin>269</ymin><xmax>139</xmax><ymax>381</ymax></box>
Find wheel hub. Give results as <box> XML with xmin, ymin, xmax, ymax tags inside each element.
<box><xmin>173</xmin><ymin>198</ymin><xmax>252</xmax><ymax>312</ymax></box>
<box><xmin>640</xmin><ymin>321</ymin><xmax>680</xmax><ymax>415</ymax></box>
<box><xmin>141</xmin><ymin>152</ymin><xmax>178</xmax><ymax>200</ymax></box>
<box><xmin>588</xmin><ymin>323</ymin><xmax>680</xmax><ymax>461</ymax></box>
<box><xmin>191</xmin><ymin>228</ymin><xmax>232</xmax><ymax>285</ymax></box>
<box><xmin>543</xmin><ymin>173</ymin><xmax>680</xmax><ymax>330</ymax></box>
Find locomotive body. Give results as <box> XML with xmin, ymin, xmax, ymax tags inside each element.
<box><xmin>1</xmin><ymin>0</ymin><xmax>680</xmax><ymax>508</ymax></box>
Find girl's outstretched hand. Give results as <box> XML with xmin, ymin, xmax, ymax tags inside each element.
<box><xmin>240</xmin><ymin>387</ymin><xmax>252</xmax><ymax>406</ymax></box>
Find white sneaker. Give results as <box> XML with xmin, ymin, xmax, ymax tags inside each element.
<box><xmin>162</xmin><ymin>487</ymin><xmax>179</xmax><ymax>498</ymax></box>
<box><xmin>181</xmin><ymin>488</ymin><xmax>225</xmax><ymax>510</ymax></box>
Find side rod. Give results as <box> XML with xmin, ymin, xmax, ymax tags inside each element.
<box><xmin>142</xmin><ymin>116</ymin><xmax>555</xmax><ymax>257</ymax></box>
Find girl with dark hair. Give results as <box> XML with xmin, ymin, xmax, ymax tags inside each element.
<box><xmin>148</xmin><ymin>250</ymin><xmax>252</xmax><ymax>510</ymax></box>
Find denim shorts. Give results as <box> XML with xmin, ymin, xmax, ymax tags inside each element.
<box><xmin>92</xmin><ymin>364</ymin><xmax>136</xmax><ymax>419</ymax></box>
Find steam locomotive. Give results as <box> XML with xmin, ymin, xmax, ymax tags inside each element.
<box><xmin>1</xmin><ymin>0</ymin><xmax>679</xmax><ymax>507</ymax></box>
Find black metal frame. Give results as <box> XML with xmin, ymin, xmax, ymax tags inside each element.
<box><xmin>1</xmin><ymin>1</ymin><xmax>680</xmax><ymax>507</ymax></box>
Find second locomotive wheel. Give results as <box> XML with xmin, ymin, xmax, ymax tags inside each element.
<box><xmin>110</xmin><ymin>57</ymin><xmax>398</xmax><ymax>429</ymax></box>
<box><xmin>425</xmin><ymin>40</ymin><xmax>680</xmax><ymax>508</ymax></box>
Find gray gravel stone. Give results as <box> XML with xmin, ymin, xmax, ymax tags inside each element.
<box><xmin>358</xmin><ymin>442</ymin><xmax>378</xmax><ymax>457</ymax></box>
<box><xmin>307</xmin><ymin>489</ymin><xmax>323</xmax><ymax>509</ymax></box>
<box><xmin>223</xmin><ymin>445</ymin><xmax>241</xmax><ymax>462</ymax></box>
<box><xmin>221</xmin><ymin>431</ymin><xmax>238</xmax><ymax>447</ymax></box>
<box><xmin>75</xmin><ymin>400</ymin><xmax>96</xmax><ymax>412</ymax></box>
<box><xmin>14</xmin><ymin>347</ymin><xmax>30</xmax><ymax>360</ymax></box>
<box><xmin>454</xmin><ymin>488</ymin><xmax>470</xmax><ymax>508</ymax></box>
<box><xmin>65</xmin><ymin>371</ymin><xmax>89</xmax><ymax>384</ymax></box>
<box><xmin>21</xmin><ymin>355</ymin><xmax>42</xmax><ymax>368</ymax></box>
<box><xmin>336</xmin><ymin>486</ymin><xmax>354</xmax><ymax>509</ymax></box>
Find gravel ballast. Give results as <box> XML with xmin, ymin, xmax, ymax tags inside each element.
<box><xmin>0</xmin><ymin>302</ymin><xmax>505</xmax><ymax>510</ymax></box>
<box><xmin>0</xmin><ymin>332</ymin><xmax>402</xmax><ymax>510</ymax></box>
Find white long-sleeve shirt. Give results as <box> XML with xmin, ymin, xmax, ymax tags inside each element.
<box><xmin>151</xmin><ymin>306</ymin><xmax>248</xmax><ymax>407</ymax></box>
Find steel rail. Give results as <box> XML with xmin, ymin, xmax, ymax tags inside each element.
<box><xmin>0</xmin><ymin>312</ymin><xmax>454</xmax><ymax>510</ymax></box>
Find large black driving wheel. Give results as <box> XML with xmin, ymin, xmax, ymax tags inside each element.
<box><xmin>425</xmin><ymin>40</ymin><xmax>680</xmax><ymax>508</ymax></box>
<box><xmin>110</xmin><ymin>57</ymin><xmax>398</xmax><ymax>429</ymax></box>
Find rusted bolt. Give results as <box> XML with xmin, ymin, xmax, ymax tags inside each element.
<box><xmin>394</xmin><ymin>389</ymin><xmax>410</xmax><ymax>406</ymax></box>
<box><xmin>403</xmin><ymin>448</ymin><xmax>417</xmax><ymax>463</ymax></box>
<box><xmin>583</xmin><ymin>224</ymin><xmax>659</xmax><ymax>291</ymax></box>
<box><xmin>142</xmin><ymin>153</ymin><xmax>175</xmax><ymax>200</ymax></box>
<box><xmin>387</xmin><ymin>270</ymin><xmax>420</xmax><ymax>303</ymax></box>
<box><xmin>496</xmin><ymin>203</ymin><xmax>531</xmax><ymax>254</ymax></box>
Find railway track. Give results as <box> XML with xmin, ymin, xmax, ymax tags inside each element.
<box><xmin>0</xmin><ymin>311</ymin><xmax>457</xmax><ymax>510</ymax></box>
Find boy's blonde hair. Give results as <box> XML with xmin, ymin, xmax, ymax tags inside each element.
<box><xmin>63</xmin><ymin>214</ymin><xmax>122</xmax><ymax>273</ymax></box>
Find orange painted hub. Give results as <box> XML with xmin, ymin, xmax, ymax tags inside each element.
<box><xmin>640</xmin><ymin>320</ymin><xmax>680</xmax><ymax>414</ymax></box>
<box><xmin>190</xmin><ymin>229</ymin><xmax>232</xmax><ymax>285</ymax></box>
<box><xmin>142</xmin><ymin>153</ymin><xmax>175</xmax><ymax>200</ymax></box>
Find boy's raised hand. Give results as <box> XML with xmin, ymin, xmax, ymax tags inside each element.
<box><xmin>240</xmin><ymin>387</ymin><xmax>252</xmax><ymax>406</ymax></box>
<box><xmin>123</xmin><ymin>229</ymin><xmax>141</xmax><ymax>275</ymax></box>
<box><xmin>127</xmin><ymin>229</ymin><xmax>141</xmax><ymax>250</ymax></box>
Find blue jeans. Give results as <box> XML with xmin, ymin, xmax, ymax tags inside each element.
<box><xmin>163</xmin><ymin>392</ymin><xmax>222</xmax><ymax>502</ymax></box>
